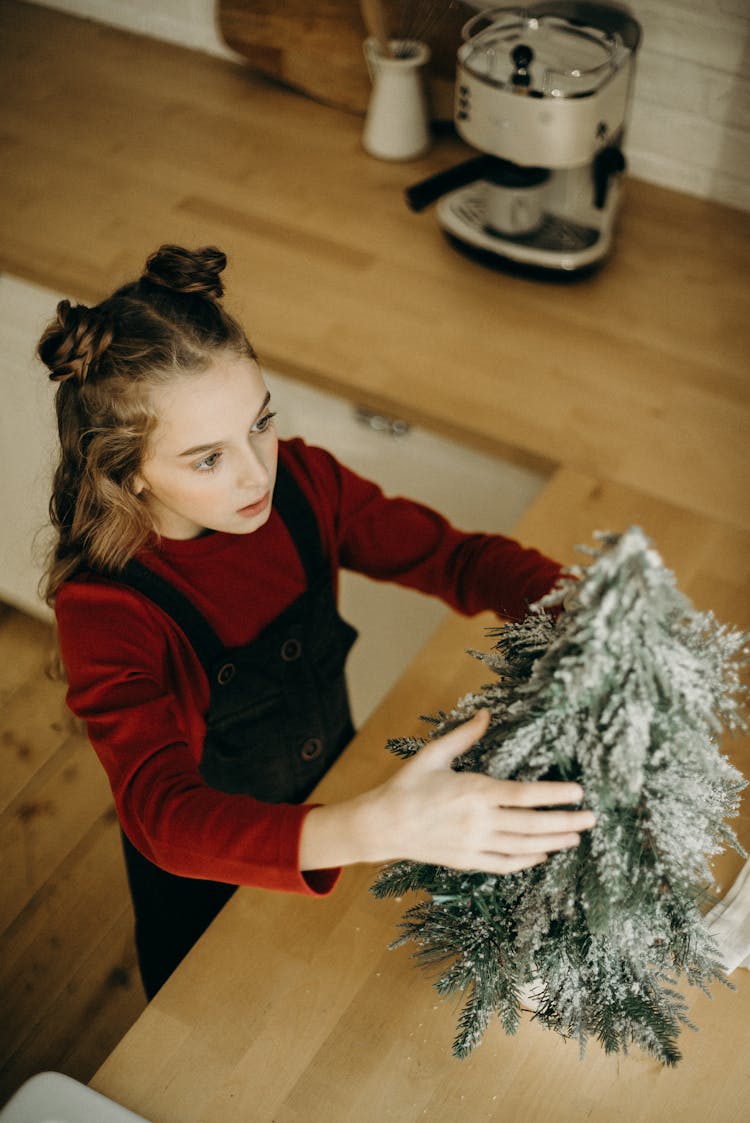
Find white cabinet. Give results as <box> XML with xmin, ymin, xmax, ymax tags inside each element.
<box><xmin>0</xmin><ymin>275</ymin><xmax>59</xmax><ymax>622</ymax></box>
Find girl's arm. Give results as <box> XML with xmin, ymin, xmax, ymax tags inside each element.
<box><xmin>299</xmin><ymin>711</ymin><xmax>596</xmax><ymax>875</ymax></box>
<box><xmin>288</xmin><ymin>440</ymin><xmax>563</xmax><ymax>624</ymax></box>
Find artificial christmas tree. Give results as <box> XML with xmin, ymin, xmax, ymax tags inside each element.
<box><xmin>372</xmin><ymin>527</ymin><xmax>748</xmax><ymax>1065</ymax></box>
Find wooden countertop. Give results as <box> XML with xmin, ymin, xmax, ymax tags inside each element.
<box><xmin>1</xmin><ymin>4</ymin><xmax>748</xmax><ymax>1118</ymax></box>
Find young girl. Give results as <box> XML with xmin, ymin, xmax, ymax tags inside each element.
<box><xmin>38</xmin><ymin>245</ymin><xmax>595</xmax><ymax>999</ymax></box>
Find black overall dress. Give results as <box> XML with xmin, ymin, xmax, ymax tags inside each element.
<box><xmin>116</xmin><ymin>459</ymin><xmax>358</xmax><ymax>998</ymax></box>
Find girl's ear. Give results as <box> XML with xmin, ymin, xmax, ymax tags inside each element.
<box><xmin>133</xmin><ymin>475</ymin><xmax>147</xmax><ymax>496</ymax></box>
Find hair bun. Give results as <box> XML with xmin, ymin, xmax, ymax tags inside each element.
<box><xmin>38</xmin><ymin>300</ymin><xmax>114</xmax><ymax>385</ymax></box>
<box><xmin>142</xmin><ymin>245</ymin><xmax>227</xmax><ymax>299</ymax></box>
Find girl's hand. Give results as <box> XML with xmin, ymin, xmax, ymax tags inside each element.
<box><xmin>300</xmin><ymin>711</ymin><xmax>596</xmax><ymax>876</ymax></box>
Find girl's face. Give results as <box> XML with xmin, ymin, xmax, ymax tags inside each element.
<box><xmin>135</xmin><ymin>354</ymin><xmax>278</xmax><ymax>540</ymax></box>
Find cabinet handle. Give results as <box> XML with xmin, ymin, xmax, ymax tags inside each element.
<box><xmin>353</xmin><ymin>405</ymin><xmax>411</xmax><ymax>438</ymax></box>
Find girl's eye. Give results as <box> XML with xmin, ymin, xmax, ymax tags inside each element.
<box><xmin>253</xmin><ymin>411</ymin><xmax>277</xmax><ymax>435</ymax></box>
<box><xmin>194</xmin><ymin>451</ymin><xmax>222</xmax><ymax>472</ymax></box>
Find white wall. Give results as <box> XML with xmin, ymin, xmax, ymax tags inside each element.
<box><xmin>626</xmin><ymin>0</ymin><xmax>750</xmax><ymax>211</ymax></box>
<box><xmin>23</xmin><ymin>0</ymin><xmax>750</xmax><ymax>211</ymax></box>
<box><xmin>23</xmin><ymin>0</ymin><xmax>237</xmax><ymax>58</ymax></box>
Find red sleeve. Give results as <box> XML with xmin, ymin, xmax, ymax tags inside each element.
<box><xmin>55</xmin><ymin>578</ymin><xmax>339</xmax><ymax>896</ymax></box>
<box><xmin>283</xmin><ymin>440</ymin><xmax>562</xmax><ymax>622</ymax></box>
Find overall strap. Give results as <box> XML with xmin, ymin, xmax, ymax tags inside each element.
<box><xmin>119</xmin><ymin>557</ymin><xmax>225</xmax><ymax>670</ymax></box>
<box><xmin>271</xmin><ymin>454</ymin><xmax>326</xmax><ymax>586</ymax></box>
<box><xmin>117</xmin><ymin>455</ymin><xmax>326</xmax><ymax>670</ymax></box>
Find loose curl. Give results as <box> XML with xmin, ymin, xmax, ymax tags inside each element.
<box><xmin>37</xmin><ymin>245</ymin><xmax>256</xmax><ymax>604</ymax></box>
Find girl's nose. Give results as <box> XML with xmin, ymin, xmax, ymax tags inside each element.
<box><xmin>236</xmin><ymin>444</ymin><xmax>269</xmax><ymax>491</ymax></box>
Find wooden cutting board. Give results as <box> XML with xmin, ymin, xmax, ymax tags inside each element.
<box><xmin>217</xmin><ymin>1</ymin><xmax>471</xmax><ymax>119</ymax></box>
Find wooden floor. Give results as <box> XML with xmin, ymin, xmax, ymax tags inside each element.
<box><xmin>0</xmin><ymin>603</ymin><xmax>146</xmax><ymax>1102</ymax></box>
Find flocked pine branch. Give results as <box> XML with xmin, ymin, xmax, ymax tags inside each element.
<box><xmin>372</xmin><ymin>527</ymin><xmax>748</xmax><ymax>1065</ymax></box>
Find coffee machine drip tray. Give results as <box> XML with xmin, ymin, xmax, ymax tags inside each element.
<box><xmin>436</xmin><ymin>185</ymin><xmax>606</xmax><ymax>272</ymax></box>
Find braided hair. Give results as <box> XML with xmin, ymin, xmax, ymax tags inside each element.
<box><xmin>37</xmin><ymin>245</ymin><xmax>256</xmax><ymax>601</ymax></box>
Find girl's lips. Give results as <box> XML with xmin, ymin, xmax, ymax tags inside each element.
<box><xmin>237</xmin><ymin>493</ymin><xmax>270</xmax><ymax>518</ymax></box>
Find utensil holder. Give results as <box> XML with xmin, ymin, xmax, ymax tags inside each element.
<box><xmin>362</xmin><ymin>38</ymin><xmax>431</xmax><ymax>162</ymax></box>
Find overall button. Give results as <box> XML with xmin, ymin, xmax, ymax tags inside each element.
<box><xmin>216</xmin><ymin>662</ymin><xmax>236</xmax><ymax>685</ymax></box>
<box><xmin>300</xmin><ymin>737</ymin><xmax>323</xmax><ymax>761</ymax></box>
<box><xmin>281</xmin><ymin>638</ymin><xmax>302</xmax><ymax>662</ymax></box>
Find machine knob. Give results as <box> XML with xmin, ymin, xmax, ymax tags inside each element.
<box><xmin>511</xmin><ymin>44</ymin><xmax>534</xmax><ymax>87</ymax></box>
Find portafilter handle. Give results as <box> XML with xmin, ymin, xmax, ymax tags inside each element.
<box><xmin>593</xmin><ymin>145</ymin><xmax>626</xmax><ymax>209</ymax></box>
<box><xmin>404</xmin><ymin>154</ymin><xmax>497</xmax><ymax>212</ymax></box>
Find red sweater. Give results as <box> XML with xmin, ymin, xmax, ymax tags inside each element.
<box><xmin>56</xmin><ymin>439</ymin><xmax>562</xmax><ymax>896</ymax></box>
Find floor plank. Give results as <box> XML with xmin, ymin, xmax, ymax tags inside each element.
<box><xmin>0</xmin><ymin>605</ymin><xmax>145</xmax><ymax>1105</ymax></box>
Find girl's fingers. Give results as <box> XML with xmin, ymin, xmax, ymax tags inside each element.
<box><xmin>396</xmin><ymin>712</ymin><xmax>596</xmax><ymax>878</ymax></box>
<box><xmin>413</xmin><ymin>719</ymin><xmax>592</xmax><ymax>817</ymax></box>
<box><xmin>494</xmin><ymin>806</ymin><xmax>596</xmax><ymax>834</ymax></box>
<box><xmin>495</xmin><ymin>779</ymin><xmax>586</xmax><ymax>808</ymax></box>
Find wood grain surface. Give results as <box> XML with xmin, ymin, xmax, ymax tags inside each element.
<box><xmin>0</xmin><ymin>609</ymin><xmax>144</xmax><ymax>1100</ymax></box>
<box><xmin>218</xmin><ymin>0</ymin><xmax>468</xmax><ymax>117</ymax></box>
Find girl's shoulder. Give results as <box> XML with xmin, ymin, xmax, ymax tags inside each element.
<box><xmin>54</xmin><ymin>568</ymin><xmax>195</xmax><ymax>693</ymax></box>
<box><xmin>56</xmin><ymin>567</ymin><xmax>156</xmax><ymax>605</ymax></box>
<box><xmin>55</xmin><ymin>570</ymin><xmax>173</xmax><ymax>649</ymax></box>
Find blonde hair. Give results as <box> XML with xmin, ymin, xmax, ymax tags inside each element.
<box><xmin>37</xmin><ymin>245</ymin><xmax>255</xmax><ymax>603</ymax></box>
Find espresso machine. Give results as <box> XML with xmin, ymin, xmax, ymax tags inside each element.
<box><xmin>407</xmin><ymin>2</ymin><xmax>642</xmax><ymax>272</ymax></box>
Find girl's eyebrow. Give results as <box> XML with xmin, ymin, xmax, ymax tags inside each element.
<box><xmin>177</xmin><ymin>391</ymin><xmax>272</xmax><ymax>457</ymax></box>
